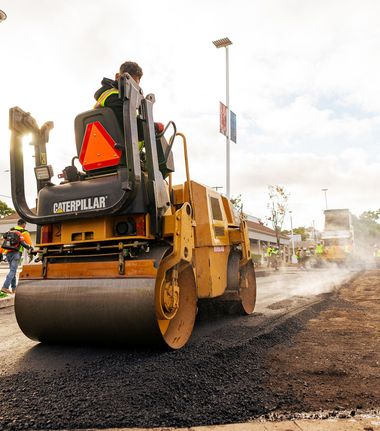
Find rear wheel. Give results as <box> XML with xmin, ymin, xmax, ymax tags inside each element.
<box><xmin>198</xmin><ymin>251</ymin><xmax>257</xmax><ymax>316</ymax></box>
<box><xmin>156</xmin><ymin>264</ymin><xmax>197</xmax><ymax>349</ymax></box>
<box><xmin>238</xmin><ymin>259</ymin><xmax>256</xmax><ymax>314</ymax></box>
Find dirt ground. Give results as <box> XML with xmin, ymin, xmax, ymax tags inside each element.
<box><xmin>266</xmin><ymin>269</ymin><xmax>380</xmax><ymax>418</ymax></box>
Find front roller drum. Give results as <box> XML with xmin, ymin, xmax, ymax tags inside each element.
<box><xmin>15</xmin><ymin>263</ymin><xmax>197</xmax><ymax>350</ymax></box>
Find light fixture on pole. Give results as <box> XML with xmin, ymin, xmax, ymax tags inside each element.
<box><xmin>321</xmin><ymin>188</ymin><xmax>328</xmax><ymax>210</ymax></box>
<box><xmin>0</xmin><ymin>10</ymin><xmax>7</xmax><ymax>23</ymax></box>
<box><xmin>212</xmin><ymin>37</ymin><xmax>232</xmax><ymax>198</ymax></box>
<box><xmin>289</xmin><ymin>210</ymin><xmax>297</xmax><ymax>264</ymax></box>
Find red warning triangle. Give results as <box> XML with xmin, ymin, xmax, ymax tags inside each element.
<box><xmin>79</xmin><ymin>121</ymin><xmax>121</xmax><ymax>171</ymax></box>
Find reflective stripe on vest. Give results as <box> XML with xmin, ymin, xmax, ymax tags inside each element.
<box><xmin>94</xmin><ymin>89</ymin><xmax>145</xmax><ymax>152</ymax></box>
<box><xmin>94</xmin><ymin>88</ymin><xmax>119</xmax><ymax>108</ymax></box>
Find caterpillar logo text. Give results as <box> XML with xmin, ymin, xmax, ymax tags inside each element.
<box><xmin>53</xmin><ymin>196</ymin><xmax>107</xmax><ymax>214</ymax></box>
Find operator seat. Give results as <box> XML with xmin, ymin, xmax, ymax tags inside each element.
<box><xmin>74</xmin><ymin>108</ymin><xmax>124</xmax><ymax>174</ymax></box>
<box><xmin>74</xmin><ymin>106</ymin><xmax>175</xmax><ymax>178</ymax></box>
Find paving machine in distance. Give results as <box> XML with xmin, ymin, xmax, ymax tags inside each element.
<box><xmin>321</xmin><ymin>209</ymin><xmax>354</xmax><ymax>265</ymax></box>
<box><xmin>9</xmin><ymin>74</ymin><xmax>256</xmax><ymax>349</ymax></box>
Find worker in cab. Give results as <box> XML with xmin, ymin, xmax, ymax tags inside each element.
<box><xmin>373</xmin><ymin>245</ymin><xmax>380</xmax><ymax>268</ymax></box>
<box><xmin>344</xmin><ymin>243</ymin><xmax>352</xmax><ymax>254</ymax></box>
<box><xmin>94</xmin><ymin>61</ymin><xmax>143</xmax><ymax>127</ymax></box>
<box><xmin>94</xmin><ymin>61</ymin><xmax>164</xmax><ymax>150</ymax></box>
<box><xmin>314</xmin><ymin>241</ymin><xmax>324</xmax><ymax>267</ymax></box>
<box><xmin>1</xmin><ymin>219</ymin><xmax>33</xmax><ymax>295</ymax></box>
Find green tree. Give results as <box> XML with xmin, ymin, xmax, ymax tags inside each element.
<box><xmin>352</xmin><ymin>209</ymin><xmax>380</xmax><ymax>252</ymax></box>
<box><xmin>266</xmin><ymin>185</ymin><xmax>289</xmax><ymax>247</ymax></box>
<box><xmin>0</xmin><ymin>200</ymin><xmax>14</xmax><ymax>218</ymax></box>
<box><xmin>282</xmin><ymin>226</ymin><xmax>308</xmax><ymax>241</ymax></box>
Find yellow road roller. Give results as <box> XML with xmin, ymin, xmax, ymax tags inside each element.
<box><xmin>9</xmin><ymin>74</ymin><xmax>256</xmax><ymax>349</ymax></box>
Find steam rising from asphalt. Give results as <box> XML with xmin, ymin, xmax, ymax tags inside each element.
<box><xmin>255</xmin><ymin>264</ymin><xmax>354</xmax><ymax>313</ymax></box>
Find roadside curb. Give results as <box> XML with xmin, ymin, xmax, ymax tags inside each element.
<box><xmin>99</xmin><ymin>417</ymin><xmax>380</xmax><ymax>431</ymax></box>
<box><xmin>0</xmin><ymin>294</ymin><xmax>14</xmax><ymax>308</ymax></box>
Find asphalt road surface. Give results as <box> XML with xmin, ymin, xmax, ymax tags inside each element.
<box><xmin>0</xmin><ymin>266</ymin><xmax>352</xmax><ymax>374</ymax></box>
<box><xmin>0</xmin><ymin>265</ymin><xmax>355</xmax><ymax>430</ymax></box>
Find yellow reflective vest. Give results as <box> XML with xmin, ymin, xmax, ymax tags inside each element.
<box><xmin>94</xmin><ymin>88</ymin><xmax>144</xmax><ymax>151</ymax></box>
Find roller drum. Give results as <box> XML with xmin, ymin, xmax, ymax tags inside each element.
<box><xmin>15</xmin><ymin>247</ymin><xmax>198</xmax><ymax>348</ymax></box>
<box><xmin>15</xmin><ymin>278</ymin><xmax>161</xmax><ymax>345</ymax></box>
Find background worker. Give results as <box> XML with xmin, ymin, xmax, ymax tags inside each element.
<box><xmin>271</xmin><ymin>246</ymin><xmax>280</xmax><ymax>270</ymax></box>
<box><xmin>1</xmin><ymin>219</ymin><xmax>33</xmax><ymax>295</ymax></box>
<box><xmin>315</xmin><ymin>241</ymin><xmax>324</xmax><ymax>256</ymax></box>
<box><xmin>266</xmin><ymin>244</ymin><xmax>272</xmax><ymax>268</ymax></box>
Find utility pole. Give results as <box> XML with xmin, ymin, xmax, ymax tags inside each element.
<box><xmin>321</xmin><ymin>188</ymin><xmax>328</xmax><ymax>210</ymax></box>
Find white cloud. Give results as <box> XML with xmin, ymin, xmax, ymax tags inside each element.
<box><xmin>228</xmin><ymin>148</ymin><xmax>380</xmax><ymax>230</ymax></box>
<box><xmin>1</xmin><ymin>0</ymin><xmax>380</xmax><ymax>231</ymax></box>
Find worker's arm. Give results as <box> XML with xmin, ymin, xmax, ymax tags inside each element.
<box><xmin>22</xmin><ymin>230</ymin><xmax>33</xmax><ymax>247</ymax></box>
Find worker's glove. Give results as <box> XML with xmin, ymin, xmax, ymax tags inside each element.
<box><xmin>27</xmin><ymin>248</ymin><xmax>37</xmax><ymax>263</ymax></box>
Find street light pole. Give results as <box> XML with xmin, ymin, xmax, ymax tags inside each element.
<box><xmin>225</xmin><ymin>44</ymin><xmax>230</xmax><ymax>198</ymax></box>
<box><xmin>213</xmin><ymin>37</ymin><xmax>232</xmax><ymax>198</ymax></box>
<box><xmin>289</xmin><ymin>210</ymin><xmax>297</xmax><ymax>264</ymax></box>
<box><xmin>321</xmin><ymin>188</ymin><xmax>328</xmax><ymax>210</ymax></box>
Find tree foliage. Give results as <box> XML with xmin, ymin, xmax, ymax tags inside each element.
<box><xmin>230</xmin><ymin>194</ymin><xmax>243</xmax><ymax>213</ymax></box>
<box><xmin>352</xmin><ymin>209</ymin><xmax>380</xmax><ymax>249</ymax></box>
<box><xmin>282</xmin><ymin>226</ymin><xmax>308</xmax><ymax>241</ymax></box>
<box><xmin>0</xmin><ymin>200</ymin><xmax>14</xmax><ymax>218</ymax></box>
<box><xmin>266</xmin><ymin>185</ymin><xmax>289</xmax><ymax>247</ymax></box>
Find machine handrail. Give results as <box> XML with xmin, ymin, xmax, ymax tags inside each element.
<box><xmin>175</xmin><ymin>132</ymin><xmax>194</xmax><ymax>211</ymax></box>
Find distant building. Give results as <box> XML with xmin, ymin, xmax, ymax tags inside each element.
<box><xmin>245</xmin><ymin>214</ymin><xmax>290</xmax><ymax>264</ymax></box>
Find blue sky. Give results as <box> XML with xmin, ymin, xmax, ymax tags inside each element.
<box><xmin>0</xmin><ymin>0</ymin><xmax>380</xmax><ymax>230</ymax></box>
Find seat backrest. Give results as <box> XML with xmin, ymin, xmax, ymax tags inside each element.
<box><xmin>74</xmin><ymin>108</ymin><xmax>124</xmax><ymax>173</ymax></box>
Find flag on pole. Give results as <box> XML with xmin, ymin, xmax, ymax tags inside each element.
<box><xmin>219</xmin><ymin>102</ymin><xmax>227</xmax><ymax>136</ymax></box>
<box><xmin>230</xmin><ymin>111</ymin><xmax>237</xmax><ymax>143</ymax></box>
